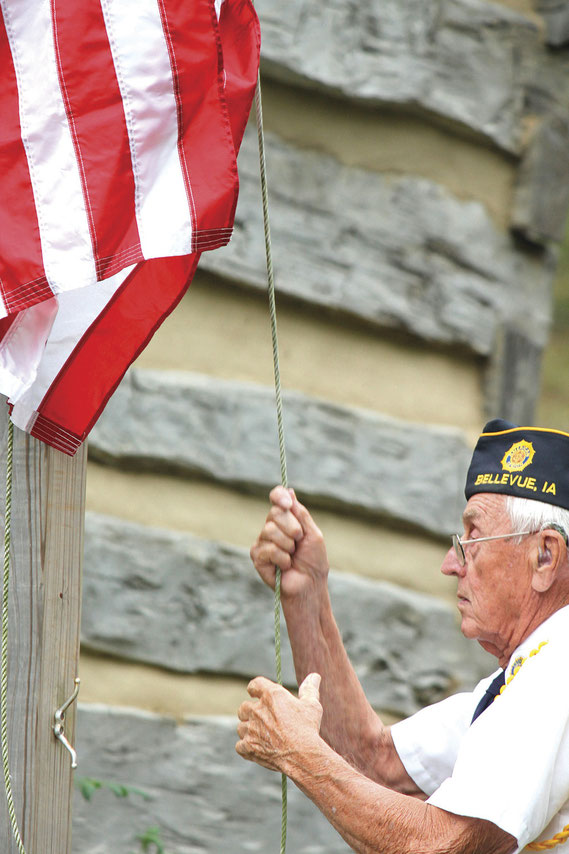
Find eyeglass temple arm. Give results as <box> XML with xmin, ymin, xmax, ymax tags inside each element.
<box><xmin>458</xmin><ymin>531</ymin><xmax>531</xmax><ymax>546</ymax></box>
<box><xmin>459</xmin><ymin>525</ymin><xmax>569</xmax><ymax>547</ymax></box>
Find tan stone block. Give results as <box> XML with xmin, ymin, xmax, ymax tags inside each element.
<box><xmin>86</xmin><ymin>466</ymin><xmax>454</xmax><ymax>600</ymax></box>
<box><xmin>136</xmin><ymin>272</ymin><xmax>484</xmax><ymax>435</ymax></box>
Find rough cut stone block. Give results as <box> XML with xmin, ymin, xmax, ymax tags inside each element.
<box><xmin>89</xmin><ymin>369</ymin><xmax>472</xmax><ymax>537</ymax></box>
<box><xmin>254</xmin><ymin>0</ymin><xmax>538</xmax><ymax>152</ymax></box>
<box><xmin>82</xmin><ymin>513</ymin><xmax>492</xmax><ymax>717</ymax></box>
<box><xmin>535</xmin><ymin>0</ymin><xmax>569</xmax><ymax>46</ymax></box>
<box><xmin>199</xmin><ymin>128</ymin><xmax>553</xmax><ymax>357</ymax></box>
<box><xmin>486</xmin><ymin>325</ymin><xmax>546</xmax><ymax>426</ymax></box>
<box><xmin>73</xmin><ymin>705</ymin><xmax>353</xmax><ymax>853</ymax></box>
<box><xmin>511</xmin><ymin>113</ymin><xmax>569</xmax><ymax>243</ymax></box>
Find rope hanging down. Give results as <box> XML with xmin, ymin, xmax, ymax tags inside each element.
<box><xmin>1</xmin><ymin>421</ymin><xmax>28</xmax><ymax>854</ymax></box>
<box><xmin>254</xmin><ymin>72</ymin><xmax>289</xmax><ymax>854</ymax></box>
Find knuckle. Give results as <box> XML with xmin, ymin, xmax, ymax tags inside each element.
<box><xmin>275</xmin><ymin>551</ymin><xmax>292</xmax><ymax>570</ymax></box>
<box><xmin>267</xmin><ymin>505</ymin><xmax>280</xmax><ymax>522</ymax></box>
<box><xmin>264</xmin><ymin>520</ymin><xmax>279</xmax><ymax>539</ymax></box>
<box><xmin>248</xmin><ymin>676</ymin><xmax>265</xmax><ymax>695</ymax></box>
<box><xmin>249</xmin><ymin>546</ymin><xmax>258</xmax><ymax>565</ymax></box>
<box><xmin>312</xmin><ymin>527</ymin><xmax>324</xmax><ymax>545</ymax></box>
<box><xmin>263</xmin><ymin>543</ymin><xmax>287</xmax><ymax>568</ymax></box>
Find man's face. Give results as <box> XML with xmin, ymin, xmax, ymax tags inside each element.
<box><xmin>441</xmin><ymin>493</ymin><xmax>533</xmax><ymax>660</ymax></box>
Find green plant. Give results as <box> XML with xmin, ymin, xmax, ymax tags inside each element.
<box><xmin>132</xmin><ymin>826</ymin><xmax>169</xmax><ymax>854</ymax></box>
<box><xmin>76</xmin><ymin>776</ymin><xmax>151</xmax><ymax>803</ymax></box>
<box><xmin>75</xmin><ymin>777</ymin><xmax>174</xmax><ymax>853</ymax></box>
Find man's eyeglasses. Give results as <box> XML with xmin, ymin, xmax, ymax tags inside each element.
<box><xmin>451</xmin><ymin>531</ymin><xmax>532</xmax><ymax>567</ymax></box>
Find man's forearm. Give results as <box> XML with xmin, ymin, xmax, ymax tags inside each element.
<box><xmin>283</xmin><ymin>736</ymin><xmax>516</xmax><ymax>854</ymax></box>
<box><xmin>282</xmin><ymin>581</ymin><xmax>393</xmax><ymax>783</ymax></box>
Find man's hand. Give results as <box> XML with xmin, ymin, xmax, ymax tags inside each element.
<box><xmin>236</xmin><ymin>673</ymin><xmax>323</xmax><ymax>773</ymax></box>
<box><xmin>250</xmin><ymin>486</ymin><xmax>329</xmax><ymax>599</ymax></box>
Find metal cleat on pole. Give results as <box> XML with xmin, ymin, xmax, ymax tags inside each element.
<box><xmin>53</xmin><ymin>678</ymin><xmax>81</xmax><ymax>770</ymax></box>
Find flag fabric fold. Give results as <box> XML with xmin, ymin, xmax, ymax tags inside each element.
<box><xmin>0</xmin><ymin>0</ymin><xmax>260</xmax><ymax>454</ymax></box>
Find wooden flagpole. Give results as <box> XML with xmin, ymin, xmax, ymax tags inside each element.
<box><xmin>0</xmin><ymin>405</ymin><xmax>86</xmax><ymax>854</ymax></box>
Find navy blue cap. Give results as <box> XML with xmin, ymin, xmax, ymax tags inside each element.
<box><xmin>465</xmin><ymin>419</ymin><xmax>569</xmax><ymax>509</ymax></box>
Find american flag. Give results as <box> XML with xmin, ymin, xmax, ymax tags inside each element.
<box><xmin>0</xmin><ymin>0</ymin><xmax>259</xmax><ymax>453</ymax></box>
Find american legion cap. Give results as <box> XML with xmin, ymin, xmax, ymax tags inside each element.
<box><xmin>465</xmin><ymin>419</ymin><xmax>569</xmax><ymax>510</ymax></box>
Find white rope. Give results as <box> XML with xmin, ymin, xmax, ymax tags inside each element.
<box><xmin>1</xmin><ymin>420</ymin><xmax>28</xmax><ymax>854</ymax></box>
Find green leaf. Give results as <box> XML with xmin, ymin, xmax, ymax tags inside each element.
<box><xmin>107</xmin><ymin>783</ymin><xmax>130</xmax><ymax>798</ymax></box>
<box><xmin>126</xmin><ymin>786</ymin><xmax>153</xmax><ymax>801</ymax></box>
<box><xmin>136</xmin><ymin>825</ymin><xmax>166</xmax><ymax>854</ymax></box>
<box><xmin>75</xmin><ymin>777</ymin><xmax>102</xmax><ymax>802</ymax></box>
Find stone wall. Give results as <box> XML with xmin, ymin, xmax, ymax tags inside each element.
<box><xmin>75</xmin><ymin>2</ymin><xmax>569</xmax><ymax>851</ymax></box>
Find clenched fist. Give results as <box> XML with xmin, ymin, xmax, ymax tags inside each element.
<box><xmin>250</xmin><ymin>487</ymin><xmax>329</xmax><ymax>600</ymax></box>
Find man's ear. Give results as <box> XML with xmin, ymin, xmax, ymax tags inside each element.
<box><xmin>531</xmin><ymin>531</ymin><xmax>566</xmax><ymax>593</ymax></box>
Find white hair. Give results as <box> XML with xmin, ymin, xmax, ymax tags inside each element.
<box><xmin>505</xmin><ymin>495</ymin><xmax>569</xmax><ymax>552</ymax></box>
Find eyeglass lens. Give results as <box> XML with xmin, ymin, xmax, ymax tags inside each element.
<box><xmin>452</xmin><ymin>534</ymin><xmax>466</xmax><ymax>566</ymax></box>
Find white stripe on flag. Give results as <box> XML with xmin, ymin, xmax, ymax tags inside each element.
<box><xmin>0</xmin><ymin>298</ymin><xmax>58</xmax><ymax>399</ymax></box>
<box><xmin>1</xmin><ymin>0</ymin><xmax>97</xmax><ymax>293</ymax></box>
<box><xmin>9</xmin><ymin>266</ymin><xmax>135</xmax><ymax>433</ymax></box>
<box><xmin>100</xmin><ymin>0</ymin><xmax>194</xmax><ymax>258</ymax></box>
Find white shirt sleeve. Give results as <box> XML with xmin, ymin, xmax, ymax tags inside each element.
<box><xmin>392</xmin><ymin>643</ymin><xmax>569</xmax><ymax>852</ymax></box>
<box><xmin>391</xmin><ymin>673</ymin><xmax>497</xmax><ymax>796</ymax></box>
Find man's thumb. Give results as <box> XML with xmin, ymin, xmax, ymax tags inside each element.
<box><xmin>298</xmin><ymin>672</ymin><xmax>321</xmax><ymax>703</ymax></box>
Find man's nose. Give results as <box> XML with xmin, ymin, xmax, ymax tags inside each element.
<box><xmin>440</xmin><ymin>546</ymin><xmax>464</xmax><ymax>577</ymax></box>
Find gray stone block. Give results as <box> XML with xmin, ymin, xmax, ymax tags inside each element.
<box><xmin>485</xmin><ymin>325</ymin><xmax>547</xmax><ymax>426</ymax></box>
<box><xmin>89</xmin><ymin>369</ymin><xmax>472</xmax><ymax>537</ymax></box>
<box><xmin>73</xmin><ymin>705</ymin><xmax>353</xmax><ymax>853</ymax></box>
<box><xmin>81</xmin><ymin>513</ymin><xmax>493</xmax><ymax>718</ymax></box>
<box><xmin>254</xmin><ymin>0</ymin><xmax>538</xmax><ymax>152</ymax></box>
<box><xmin>534</xmin><ymin>0</ymin><xmax>569</xmax><ymax>46</ymax></box>
<box><xmin>199</xmin><ymin>128</ymin><xmax>553</xmax><ymax>358</ymax></box>
<box><xmin>511</xmin><ymin>114</ymin><xmax>569</xmax><ymax>243</ymax></box>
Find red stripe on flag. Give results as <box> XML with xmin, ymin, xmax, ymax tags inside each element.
<box><xmin>218</xmin><ymin>0</ymin><xmax>261</xmax><ymax>150</ymax></box>
<box><xmin>158</xmin><ymin>0</ymin><xmax>239</xmax><ymax>251</ymax></box>
<box><xmin>0</xmin><ymin>13</ymin><xmax>50</xmax><ymax>314</ymax></box>
<box><xmin>0</xmin><ymin>314</ymin><xmax>17</xmax><ymax>343</ymax></box>
<box><xmin>51</xmin><ymin>0</ymin><xmax>143</xmax><ymax>280</ymax></box>
<box><xmin>31</xmin><ymin>255</ymin><xmax>200</xmax><ymax>453</ymax></box>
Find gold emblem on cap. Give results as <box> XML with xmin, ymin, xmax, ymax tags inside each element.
<box><xmin>501</xmin><ymin>440</ymin><xmax>535</xmax><ymax>473</ymax></box>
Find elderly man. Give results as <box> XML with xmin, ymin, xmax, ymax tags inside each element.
<box><xmin>236</xmin><ymin>420</ymin><xmax>569</xmax><ymax>854</ymax></box>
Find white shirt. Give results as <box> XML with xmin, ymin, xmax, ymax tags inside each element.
<box><xmin>391</xmin><ymin>605</ymin><xmax>569</xmax><ymax>853</ymax></box>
